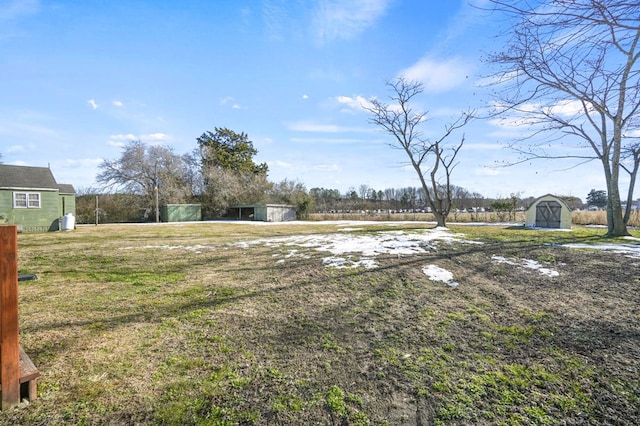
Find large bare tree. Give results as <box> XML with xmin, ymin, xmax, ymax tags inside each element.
<box><xmin>365</xmin><ymin>78</ymin><xmax>472</xmax><ymax>227</ymax></box>
<box><xmin>97</xmin><ymin>140</ymin><xmax>193</xmax><ymax>220</ymax></box>
<box><xmin>486</xmin><ymin>0</ymin><xmax>640</xmax><ymax>236</ymax></box>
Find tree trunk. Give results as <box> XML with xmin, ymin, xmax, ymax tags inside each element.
<box><xmin>432</xmin><ymin>210</ymin><xmax>447</xmax><ymax>227</ymax></box>
<box><xmin>623</xmin><ymin>152</ymin><xmax>640</xmax><ymax>225</ymax></box>
<box><xmin>604</xmin><ymin>164</ymin><xmax>629</xmax><ymax>237</ymax></box>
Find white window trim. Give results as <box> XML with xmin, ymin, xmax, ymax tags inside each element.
<box><xmin>13</xmin><ymin>192</ymin><xmax>41</xmax><ymax>209</ymax></box>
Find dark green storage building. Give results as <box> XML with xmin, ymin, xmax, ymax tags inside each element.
<box><xmin>160</xmin><ymin>204</ymin><xmax>202</xmax><ymax>222</ymax></box>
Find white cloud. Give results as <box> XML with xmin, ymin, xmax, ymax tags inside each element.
<box><xmin>87</xmin><ymin>99</ymin><xmax>99</xmax><ymax>110</ymax></box>
<box><xmin>474</xmin><ymin>167</ymin><xmax>501</xmax><ymax>177</ymax></box>
<box><xmin>335</xmin><ymin>95</ymin><xmax>372</xmax><ymax>111</ymax></box>
<box><xmin>107</xmin><ymin>133</ymin><xmax>170</xmax><ymax>147</ymax></box>
<box><xmin>398</xmin><ymin>56</ymin><xmax>471</xmax><ymax>93</ymax></box>
<box><xmin>219</xmin><ymin>97</ymin><xmax>245</xmax><ymax>109</ymax></box>
<box><xmin>313</xmin><ymin>0</ymin><xmax>390</xmax><ymax>44</ymax></box>
<box><xmin>290</xmin><ymin>137</ymin><xmax>373</xmax><ymax>145</ymax></box>
<box><xmin>544</xmin><ymin>99</ymin><xmax>589</xmax><ymax>117</ymax></box>
<box><xmin>488</xmin><ymin>102</ymin><xmax>543</xmax><ymax>130</ymax></box>
<box><xmin>269</xmin><ymin>160</ymin><xmax>293</xmax><ymax>169</ymax></box>
<box><xmin>109</xmin><ymin>133</ymin><xmax>137</xmax><ymax>142</ymax></box>
<box><xmin>107</xmin><ymin>140</ymin><xmax>125</xmax><ymax>148</ymax></box>
<box><xmin>54</xmin><ymin>157</ymin><xmax>103</xmax><ymax>169</ymax></box>
<box><xmin>302</xmin><ymin>94</ymin><xmax>309</xmax><ymax>100</ymax></box>
<box><xmin>146</xmin><ymin>133</ymin><xmax>170</xmax><ymax>141</ymax></box>
<box><xmin>112</xmin><ymin>100</ymin><xmax>124</xmax><ymax>107</ymax></box>
<box><xmin>286</xmin><ymin>120</ymin><xmax>370</xmax><ymax>133</ymax></box>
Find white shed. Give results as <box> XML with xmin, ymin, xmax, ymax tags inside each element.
<box><xmin>525</xmin><ymin>194</ymin><xmax>572</xmax><ymax>229</ymax></box>
<box><xmin>230</xmin><ymin>204</ymin><xmax>297</xmax><ymax>222</ymax></box>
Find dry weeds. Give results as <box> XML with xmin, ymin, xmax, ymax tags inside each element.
<box><xmin>1</xmin><ymin>222</ymin><xmax>638</xmax><ymax>425</ymax></box>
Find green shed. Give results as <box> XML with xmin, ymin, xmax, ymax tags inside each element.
<box><xmin>160</xmin><ymin>204</ymin><xmax>202</xmax><ymax>222</ymax></box>
<box><xmin>0</xmin><ymin>165</ymin><xmax>76</xmax><ymax>232</ymax></box>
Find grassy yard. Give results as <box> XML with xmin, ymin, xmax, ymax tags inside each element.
<box><xmin>2</xmin><ymin>222</ymin><xmax>638</xmax><ymax>425</ymax></box>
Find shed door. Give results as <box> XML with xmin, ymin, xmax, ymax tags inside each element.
<box><xmin>535</xmin><ymin>201</ymin><xmax>562</xmax><ymax>228</ymax></box>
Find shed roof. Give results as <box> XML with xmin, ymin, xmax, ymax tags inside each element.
<box><xmin>526</xmin><ymin>194</ymin><xmax>572</xmax><ymax>211</ymax></box>
<box><xmin>231</xmin><ymin>204</ymin><xmax>296</xmax><ymax>209</ymax></box>
<box><xmin>0</xmin><ymin>164</ymin><xmax>74</xmax><ymax>192</ymax></box>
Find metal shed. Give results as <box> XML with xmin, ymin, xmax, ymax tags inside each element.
<box><xmin>229</xmin><ymin>204</ymin><xmax>296</xmax><ymax>222</ymax></box>
<box><xmin>160</xmin><ymin>204</ymin><xmax>202</xmax><ymax>222</ymax></box>
<box><xmin>525</xmin><ymin>194</ymin><xmax>572</xmax><ymax>229</ymax></box>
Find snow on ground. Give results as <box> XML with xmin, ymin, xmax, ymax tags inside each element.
<box><xmin>560</xmin><ymin>238</ymin><xmax>640</xmax><ymax>259</ymax></box>
<box><xmin>119</xmin><ymin>221</ymin><xmax>640</xmax><ymax>286</ymax></box>
<box><xmin>491</xmin><ymin>255</ymin><xmax>560</xmax><ymax>277</ymax></box>
<box><xmin>237</xmin><ymin>227</ymin><xmax>480</xmax><ymax>269</ymax></box>
<box><xmin>422</xmin><ymin>265</ymin><xmax>459</xmax><ymax>287</ymax></box>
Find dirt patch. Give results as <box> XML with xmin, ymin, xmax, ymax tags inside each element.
<box><xmin>4</xmin><ymin>224</ymin><xmax>639</xmax><ymax>425</ymax></box>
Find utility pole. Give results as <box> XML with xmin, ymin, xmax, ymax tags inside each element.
<box><xmin>155</xmin><ymin>164</ymin><xmax>160</xmax><ymax>223</ymax></box>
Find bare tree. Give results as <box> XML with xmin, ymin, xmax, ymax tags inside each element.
<box><xmin>486</xmin><ymin>0</ymin><xmax>640</xmax><ymax>236</ymax></box>
<box><xmin>358</xmin><ymin>184</ymin><xmax>371</xmax><ymax>201</ymax></box>
<box><xmin>364</xmin><ymin>78</ymin><xmax>473</xmax><ymax>227</ymax></box>
<box><xmin>97</xmin><ymin>140</ymin><xmax>193</xmax><ymax>220</ymax></box>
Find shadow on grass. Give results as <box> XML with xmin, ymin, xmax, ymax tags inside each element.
<box><xmin>17</xmin><ymin>230</ymin><xmax>640</xmax><ymax>424</ymax></box>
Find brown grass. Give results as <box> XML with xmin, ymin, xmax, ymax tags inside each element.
<box><xmin>311</xmin><ymin>209</ymin><xmax>640</xmax><ymax>227</ymax></box>
<box><xmin>1</xmin><ymin>222</ymin><xmax>638</xmax><ymax>425</ymax></box>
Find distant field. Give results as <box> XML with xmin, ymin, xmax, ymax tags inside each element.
<box><xmin>310</xmin><ymin>209</ymin><xmax>640</xmax><ymax>227</ymax></box>
<box><xmin>3</xmin><ymin>222</ymin><xmax>638</xmax><ymax>425</ymax></box>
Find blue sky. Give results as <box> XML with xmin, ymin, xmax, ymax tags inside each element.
<box><xmin>0</xmin><ymin>0</ymin><xmax>609</xmax><ymax>201</ymax></box>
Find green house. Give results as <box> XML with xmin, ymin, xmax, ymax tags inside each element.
<box><xmin>0</xmin><ymin>164</ymin><xmax>76</xmax><ymax>232</ymax></box>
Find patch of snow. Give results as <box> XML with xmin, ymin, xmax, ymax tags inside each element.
<box><xmin>524</xmin><ymin>227</ymin><xmax>573</xmax><ymax>232</ymax></box>
<box><xmin>491</xmin><ymin>255</ymin><xmax>559</xmax><ymax>277</ymax></box>
<box><xmin>237</xmin><ymin>228</ymin><xmax>480</xmax><ymax>269</ymax></box>
<box><xmin>422</xmin><ymin>264</ymin><xmax>459</xmax><ymax>287</ymax></box>
<box><xmin>322</xmin><ymin>256</ymin><xmax>377</xmax><ymax>269</ymax></box>
<box><xmin>560</xmin><ymin>243</ymin><xmax>640</xmax><ymax>259</ymax></box>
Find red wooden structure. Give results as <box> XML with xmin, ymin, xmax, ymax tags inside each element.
<box><xmin>0</xmin><ymin>225</ymin><xmax>39</xmax><ymax>409</ymax></box>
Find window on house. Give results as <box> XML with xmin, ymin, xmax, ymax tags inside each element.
<box><xmin>13</xmin><ymin>192</ymin><xmax>41</xmax><ymax>208</ymax></box>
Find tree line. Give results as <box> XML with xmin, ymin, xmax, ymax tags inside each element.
<box><xmin>76</xmin><ymin>127</ymin><xmax>312</xmax><ymax>224</ymax></box>
<box><xmin>309</xmin><ymin>185</ymin><xmax>591</xmax><ymax>214</ymax></box>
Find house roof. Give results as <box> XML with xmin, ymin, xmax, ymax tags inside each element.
<box><xmin>57</xmin><ymin>184</ymin><xmax>76</xmax><ymax>194</ymax></box>
<box><xmin>0</xmin><ymin>164</ymin><xmax>74</xmax><ymax>192</ymax></box>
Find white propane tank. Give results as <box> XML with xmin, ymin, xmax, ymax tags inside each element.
<box><xmin>62</xmin><ymin>213</ymin><xmax>75</xmax><ymax>231</ymax></box>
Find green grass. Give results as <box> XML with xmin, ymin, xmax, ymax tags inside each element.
<box><xmin>2</xmin><ymin>222</ymin><xmax>638</xmax><ymax>425</ymax></box>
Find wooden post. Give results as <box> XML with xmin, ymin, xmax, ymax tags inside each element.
<box><xmin>0</xmin><ymin>225</ymin><xmax>20</xmax><ymax>408</ymax></box>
